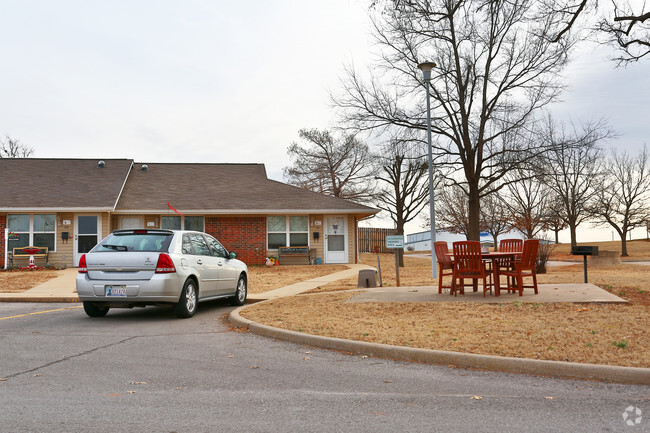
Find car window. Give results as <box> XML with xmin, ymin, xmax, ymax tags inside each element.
<box><xmin>205</xmin><ymin>235</ymin><xmax>227</xmax><ymax>258</ymax></box>
<box><xmin>182</xmin><ymin>234</ymin><xmax>194</xmax><ymax>255</ymax></box>
<box><xmin>94</xmin><ymin>232</ymin><xmax>172</xmax><ymax>252</ymax></box>
<box><xmin>188</xmin><ymin>233</ymin><xmax>210</xmax><ymax>256</ymax></box>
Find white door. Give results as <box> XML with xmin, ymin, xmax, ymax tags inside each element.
<box><xmin>118</xmin><ymin>216</ymin><xmax>143</xmax><ymax>229</ymax></box>
<box><xmin>74</xmin><ymin>214</ymin><xmax>101</xmax><ymax>266</ymax></box>
<box><xmin>325</xmin><ymin>216</ymin><xmax>347</xmax><ymax>263</ymax></box>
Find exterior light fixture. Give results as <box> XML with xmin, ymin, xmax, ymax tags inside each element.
<box><xmin>417</xmin><ymin>61</ymin><xmax>437</xmax><ymax>280</ymax></box>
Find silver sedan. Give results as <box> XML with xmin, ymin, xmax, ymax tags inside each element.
<box><xmin>76</xmin><ymin>229</ymin><xmax>248</xmax><ymax>318</ymax></box>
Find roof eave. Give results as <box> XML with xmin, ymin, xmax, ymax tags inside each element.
<box><xmin>0</xmin><ymin>207</ymin><xmax>114</xmax><ymax>212</ymax></box>
<box><xmin>111</xmin><ymin>208</ymin><xmax>379</xmax><ymax>216</ymax></box>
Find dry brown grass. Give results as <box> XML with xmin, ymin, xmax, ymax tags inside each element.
<box><xmin>245</xmin><ymin>264</ymin><xmax>348</xmax><ymax>294</ymax></box>
<box><xmin>0</xmin><ymin>264</ymin><xmax>349</xmax><ymax>295</ymax></box>
<box><xmin>241</xmin><ymin>245</ymin><xmax>650</xmax><ymax>368</ymax></box>
<box><xmin>242</xmin><ymin>293</ymin><xmax>649</xmax><ymax>367</ymax></box>
<box><xmin>0</xmin><ymin>269</ymin><xmax>63</xmax><ymax>293</ymax></box>
<box><xmin>551</xmin><ymin>238</ymin><xmax>650</xmax><ymax>260</ymax></box>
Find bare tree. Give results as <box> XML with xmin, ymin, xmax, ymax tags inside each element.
<box><xmin>0</xmin><ymin>136</ymin><xmax>33</xmax><ymax>158</ymax></box>
<box><xmin>541</xmin><ymin>117</ymin><xmax>611</xmax><ymax>248</ymax></box>
<box><xmin>435</xmin><ymin>183</ymin><xmax>472</xmax><ymax>237</ymax></box>
<box><xmin>375</xmin><ymin>140</ymin><xmax>430</xmax><ymax>266</ymax></box>
<box><xmin>480</xmin><ymin>191</ymin><xmax>513</xmax><ymax>251</ymax></box>
<box><xmin>334</xmin><ymin>0</ymin><xmax>579</xmax><ymax>241</ymax></box>
<box><xmin>547</xmin><ymin>0</ymin><xmax>650</xmax><ymax>65</ymax></box>
<box><xmin>502</xmin><ymin>167</ymin><xmax>552</xmax><ymax>239</ymax></box>
<box><xmin>596</xmin><ymin>1</ymin><xmax>650</xmax><ymax>64</ymax></box>
<box><xmin>283</xmin><ymin>129</ymin><xmax>375</xmax><ymax>202</ymax></box>
<box><xmin>545</xmin><ymin>193</ymin><xmax>569</xmax><ymax>244</ymax></box>
<box><xmin>588</xmin><ymin>145</ymin><xmax>650</xmax><ymax>256</ymax></box>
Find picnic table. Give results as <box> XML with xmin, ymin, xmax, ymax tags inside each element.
<box><xmin>446</xmin><ymin>251</ymin><xmax>521</xmax><ymax>296</ymax></box>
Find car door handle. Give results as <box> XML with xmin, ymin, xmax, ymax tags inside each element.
<box><xmin>196</xmin><ymin>259</ymin><xmax>203</xmax><ymax>265</ymax></box>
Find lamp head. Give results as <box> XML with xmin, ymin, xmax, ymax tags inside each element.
<box><xmin>417</xmin><ymin>62</ymin><xmax>436</xmax><ymax>81</ymax></box>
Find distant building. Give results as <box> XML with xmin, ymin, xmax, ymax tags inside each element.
<box><xmin>405</xmin><ymin>230</ymin><xmax>525</xmax><ymax>251</ymax></box>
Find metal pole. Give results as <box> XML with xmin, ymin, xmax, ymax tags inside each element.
<box><xmin>583</xmin><ymin>255</ymin><xmax>588</xmax><ymax>283</ymax></box>
<box><xmin>424</xmin><ymin>79</ymin><xmax>437</xmax><ymax>279</ymax></box>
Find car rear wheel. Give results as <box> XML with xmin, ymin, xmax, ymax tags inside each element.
<box><xmin>228</xmin><ymin>275</ymin><xmax>247</xmax><ymax>306</ymax></box>
<box><xmin>174</xmin><ymin>279</ymin><xmax>198</xmax><ymax>318</ymax></box>
<box><xmin>83</xmin><ymin>302</ymin><xmax>110</xmax><ymax>318</ymax></box>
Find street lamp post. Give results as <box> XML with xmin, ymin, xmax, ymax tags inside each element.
<box><xmin>417</xmin><ymin>61</ymin><xmax>437</xmax><ymax>280</ymax></box>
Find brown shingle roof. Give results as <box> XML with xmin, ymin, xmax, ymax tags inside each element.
<box><xmin>0</xmin><ymin>159</ymin><xmax>377</xmax><ymax>215</ymax></box>
<box><xmin>0</xmin><ymin>158</ymin><xmax>133</xmax><ymax>210</ymax></box>
<box><xmin>116</xmin><ymin>163</ymin><xmax>377</xmax><ymax>215</ymax></box>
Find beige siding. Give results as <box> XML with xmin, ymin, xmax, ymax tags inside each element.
<box><xmin>48</xmin><ymin>212</ymin><xmax>75</xmax><ymax>267</ymax></box>
<box><xmin>309</xmin><ymin>214</ymin><xmax>325</xmax><ymax>263</ymax></box>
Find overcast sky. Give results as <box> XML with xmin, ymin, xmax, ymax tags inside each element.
<box><xmin>1</xmin><ymin>1</ymin><xmax>648</xmax><ymax>240</ymax></box>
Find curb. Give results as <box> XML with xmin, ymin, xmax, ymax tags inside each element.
<box><xmin>229</xmin><ymin>303</ymin><xmax>650</xmax><ymax>386</ymax></box>
<box><xmin>0</xmin><ymin>296</ymin><xmax>80</xmax><ymax>303</ymax></box>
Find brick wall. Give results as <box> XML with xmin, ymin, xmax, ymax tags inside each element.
<box><xmin>205</xmin><ymin>216</ymin><xmax>266</xmax><ymax>265</ymax></box>
<box><xmin>0</xmin><ymin>215</ymin><xmax>6</xmax><ymax>267</ymax></box>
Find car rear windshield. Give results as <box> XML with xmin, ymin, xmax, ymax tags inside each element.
<box><xmin>93</xmin><ymin>232</ymin><xmax>173</xmax><ymax>253</ymax></box>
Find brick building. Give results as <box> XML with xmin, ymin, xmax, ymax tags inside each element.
<box><xmin>1</xmin><ymin>159</ymin><xmax>378</xmax><ymax>268</ymax></box>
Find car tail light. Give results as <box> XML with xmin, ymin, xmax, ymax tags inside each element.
<box><xmin>78</xmin><ymin>254</ymin><xmax>87</xmax><ymax>274</ymax></box>
<box><xmin>155</xmin><ymin>254</ymin><xmax>176</xmax><ymax>273</ymax></box>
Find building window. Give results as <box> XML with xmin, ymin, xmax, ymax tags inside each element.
<box><xmin>161</xmin><ymin>215</ymin><xmax>204</xmax><ymax>231</ymax></box>
<box><xmin>184</xmin><ymin>216</ymin><xmax>204</xmax><ymax>231</ymax></box>
<box><xmin>267</xmin><ymin>215</ymin><xmax>308</xmax><ymax>250</ymax></box>
<box><xmin>8</xmin><ymin>214</ymin><xmax>56</xmax><ymax>251</ymax></box>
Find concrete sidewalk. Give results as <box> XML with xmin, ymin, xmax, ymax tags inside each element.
<box><xmin>0</xmin><ymin>263</ymin><xmax>628</xmax><ymax>304</ymax></box>
<box><xmin>0</xmin><ymin>265</ymin><xmax>375</xmax><ymax>303</ymax></box>
<box><xmin>247</xmin><ymin>264</ymin><xmax>373</xmax><ymax>301</ymax></box>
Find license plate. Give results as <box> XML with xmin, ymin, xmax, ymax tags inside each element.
<box><xmin>106</xmin><ymin>286</ymin><xmax>127</xmax><ymax>297</ymax></box>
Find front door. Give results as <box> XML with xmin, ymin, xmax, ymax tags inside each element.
<box><xmin>325</xmin><ymin>216</ymin><xmax>347</xmax><ymax>263</ymax></box>
<box><xmin>74</xmin><ymin>214</ymin><xmax>101</xmax><ymax>266</ymax></box>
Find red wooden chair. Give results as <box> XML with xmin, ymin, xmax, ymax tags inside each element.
<box><xmin>451</xmin><ymin>241</ymin><xmax>491</xmax><ymax>297</ymax></box>
<box><xmin>501</xmin><ymin>239</ymin><xmax>539</xmax><ymax>296</ymax></box>
<box><xmin>499</xmin><ymin>238</ymin><xmax>523</xmax><ymax>253</ymax></box>
<box><xmin>498</xmin><ymin>238</ymin><xmax>524</xmax><ymax>290</ymax></box>
<box><xmin>434</xmin><ymin>241</ymin><xmax>454</xmax><ymax>294</ymax></box>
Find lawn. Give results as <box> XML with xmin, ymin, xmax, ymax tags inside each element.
<box><xmin>0</xmin><ymin>268</ymin><xmax>64</xmax><ymax>293</ymax></box>
<box><xmin>240</xmin><ymin>240</ymin><xmax>650</xmax><ymax>368</ymax></box>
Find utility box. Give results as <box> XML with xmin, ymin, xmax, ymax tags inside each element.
<box><xmin>358</xmin><ymin>269</ymin><xmax>379</xmax><ymax>288</ymax></box>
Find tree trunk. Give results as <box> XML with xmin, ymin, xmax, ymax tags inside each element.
<box><xmin>468</xmin><ymin>183</ymin><xmax>481</xmax><ymax>241</ymax></box>
<box><xmin>554</xmin><ymin>230</ymin><xmax>560</xmax><ymax>244</ymax></box>
<box><xmin>396</xmin><ymin>222</ymin><xmax>405</xmax><ymax>267</ymax></box>
<box><xmin>620</xmin><ymin>231</ymin><xmax>629</xmax><ymax>257</ymax></box>
<box><xmin>569</xmin><ymin>221</ymin><xmax>578</xmax><ymax>249</ymax></box>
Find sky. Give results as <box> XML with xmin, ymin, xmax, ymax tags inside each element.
<box><xmin>1</xmin><ymin>0</ymin><xmax>648</xmax><ymax>242</ymax></box>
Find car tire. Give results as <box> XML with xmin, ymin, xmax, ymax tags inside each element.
<box><xmin>83</xmin><ymin>302</ymin><xmax>110</xmax><ymax>318</ymax></box>
<box><xmin>228</xmin><ymin>274</ymin><xmax>247</xmax><ymax>306</ymax></box>
<box><xmin>174</xmin><ymin>279</ymin><xmax>198</xmax><ymax>318</ymax></box>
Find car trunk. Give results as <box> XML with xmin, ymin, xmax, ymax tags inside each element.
<box><xmin>85</xmin><ymin>252</ymin><xmax>159</xmax><ymax>281</ymax></box>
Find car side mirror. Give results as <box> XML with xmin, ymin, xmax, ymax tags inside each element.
<box><xmin>229</xmin><ymin>252</ymin><xmax>237</xmax><ymax>260</ymax></box>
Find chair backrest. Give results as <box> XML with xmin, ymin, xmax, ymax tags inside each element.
<box><xmin>434</xmin><ymin>241</ymin><xmax>452</xmax><ymax>265</ymax></box>
<box><xmin>500</xmin><ymin>238</ymin><xmax>523</xmax><ymax>253</ymax></box>
<box><xmin>453</xmin><ymin>241</ymin><xmax>483</xmax><ymax>273</ymax></box>
<box><xmin>519</xmin><ymin>239</ymin><xmax>540</xmax><ymax>269</ymax></box>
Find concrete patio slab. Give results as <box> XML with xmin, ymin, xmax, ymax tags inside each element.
<box><xmin>347</xmin><ymin>283</ymin><xmax>628</xmax><ymax>304</ymax></box>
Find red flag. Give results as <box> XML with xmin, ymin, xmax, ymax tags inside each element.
<box><xmin>167</xmin><ymin>202</ymin><xmax>184</xmax><ymax>216</ymax></box>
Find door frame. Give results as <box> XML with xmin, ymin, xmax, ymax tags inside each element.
<box><xmin>324</xmin><ymin>215</ymin><xmax>348</xmax><ymax>264</ymax></box>
<box><xmin>73</xmin><ymin>213</ymin><xmax>102</xmax><ymax>266</ymax></box>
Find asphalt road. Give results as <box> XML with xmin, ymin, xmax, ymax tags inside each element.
<box><xmin>0</xmin><ymin>302</ymin><xmax>648</xmax><ymax>433</ymax></box>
